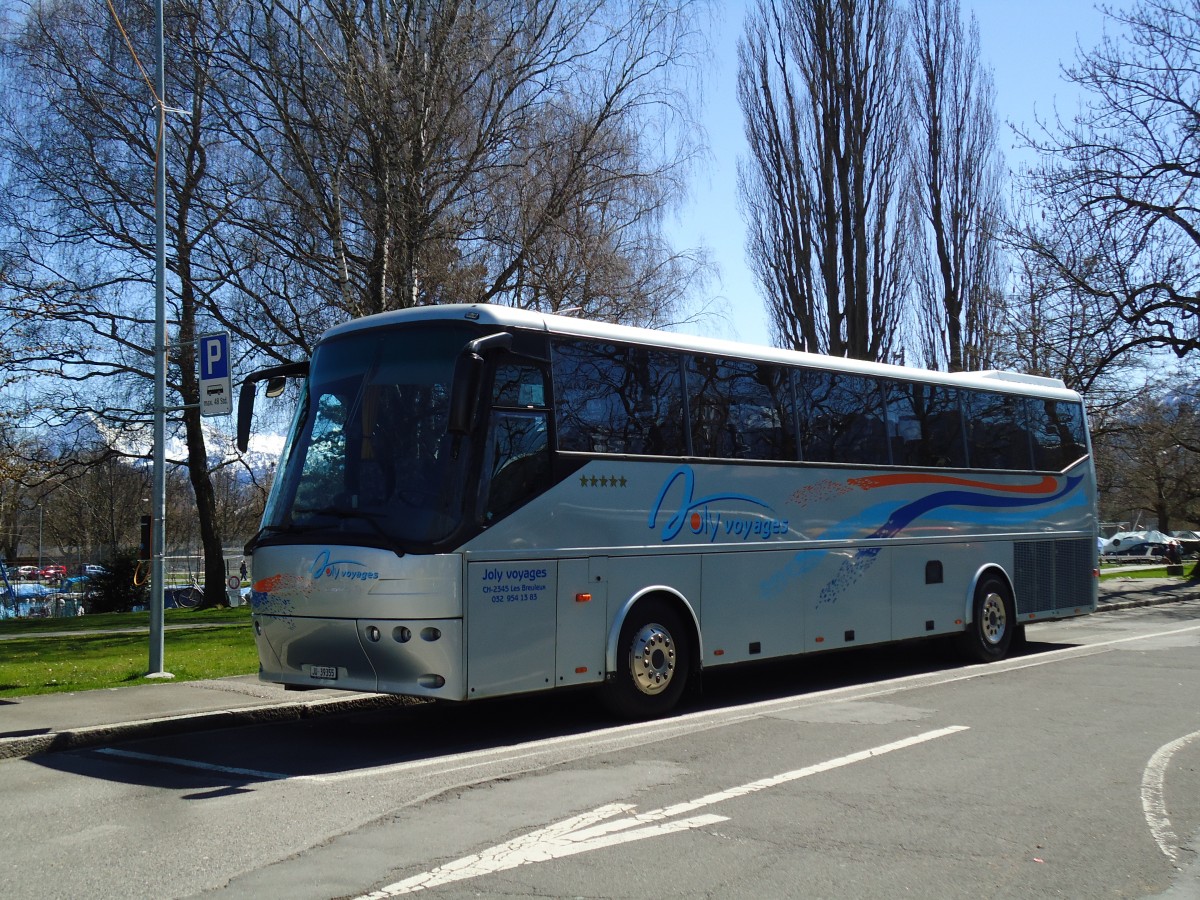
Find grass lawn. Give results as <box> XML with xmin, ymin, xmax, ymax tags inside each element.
<box><xmin>0</xmin><ymin>607</ymin><xmax>258</xmax><ymax>698</ymax></box>
<box><xmin>1098</xmin><ymin>560</ymin><xmax>1199</xmax><ymax>581</ymax></box>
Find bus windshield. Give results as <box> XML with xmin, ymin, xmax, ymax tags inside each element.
<box><xmin>260</xmin><ymin>322</ymin><xmax>480</xmax><ymax>551</ymax></box>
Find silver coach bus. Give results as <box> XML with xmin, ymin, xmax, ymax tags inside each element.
<box><xmin>237</xmin><ymin>304</ymin><xmax>1097</xmax><ymax>718</ymax></box>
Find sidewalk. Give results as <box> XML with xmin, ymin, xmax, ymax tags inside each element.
<box><xmin>2</xmin><ymin>578</ymin><xmax>1198</xmax><ymax>762</ymax></box>
<box><xmin>0</xmin><ymin>675</ymin><xmax>413</xmax><ymax>761</ymax></box>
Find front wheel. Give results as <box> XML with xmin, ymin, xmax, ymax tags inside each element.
<box><xmin>959</xmin><ymin>574</ymin><xmax>1015</xmax><ymax>663</ymax></box>
<box><xmin>600</xmin><ymin>599</ymin><xmax>691</xmax><ymax>720</ymax></box>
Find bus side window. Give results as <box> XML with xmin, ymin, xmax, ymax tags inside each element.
<box><xmin>550</xmin><ymin>339</ymin><xmax>684</xmax><ymax>456</ymax></box>
<box><xmin>965</xmin><ymin>391</ymin><xmax>1033</xmax><ymax>470</ymax></box>
<box><xmin>800</xmin><ymin>370</ymin><xmax>888</xmax><ymax>465</ymax></box>
<box><xmin>887</xmin><ymin>382</ymin><xmax>966</xmax><ymax>468</ymax></box>
<box><xmin>483</xmin><ymin>410</ymin><xmax>550</xmax><ymax>520</ymax></box>
<box><xmin>688</xmin><ymin>356</ymin><xmax>791</xmax><ymax>460</ymax></box>
<box><xmin>1028</xmin><ymin>399</ymin><xmax>1089</xmax><ymax>470</ymax></box>
<box><xmin>483</xmin><ymin>362</ymin><xmax>550</xmax><ymax>521</ymax></box>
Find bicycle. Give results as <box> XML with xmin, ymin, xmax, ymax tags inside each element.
<box><xmin>170</xmin><ymin>579</ymin><xmax>203</xmax><ymax>609</ymax></box>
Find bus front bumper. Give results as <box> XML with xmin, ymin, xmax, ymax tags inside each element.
<box><xmin>253</xmin><ymin>614</ymin><xmax>465</xmax><ymax>700</ymax></box>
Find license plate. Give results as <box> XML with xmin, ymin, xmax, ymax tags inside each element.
<box><xmin>309</xmin><ymin>665</ymin><xmax>337</xmax><ymax>680</ymax></box>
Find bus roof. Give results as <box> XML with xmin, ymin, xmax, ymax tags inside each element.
<box><xmin>322</xmin><ymin>304</ymin><xmax>1081</xmax><ymax>401</ymax></box>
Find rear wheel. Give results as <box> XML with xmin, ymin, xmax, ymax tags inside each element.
<box><xmin>601</xmin><ymin>599</ymin><xmax>691</xmax><ymax>719</ymax></box>
<box><xmin>960</xmin><ymin>574</ymin><xmax>1015</xmax><ymax>663</ymax></box>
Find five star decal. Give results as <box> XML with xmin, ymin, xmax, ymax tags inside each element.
<box><xmin>578</xmin><ymin>474</ymin><xmax>628</xmax><ymax>488</ymax></box>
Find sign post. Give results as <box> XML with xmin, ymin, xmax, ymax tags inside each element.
<box><xmin>199</xmin><ymin>332</ymin><xmax>233</xmax><ymax>417</ymax></box>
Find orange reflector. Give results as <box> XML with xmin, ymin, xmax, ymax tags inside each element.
<box><xmin>815</xmin><ymin>636</ymin><xmax>824</xmax><ymax>643</ymax></box>
<box><xmin>1028</xmin><ymin>613</ymin><xmax>1037</xmax><ymax>620</ymax></box>
<box><xmin>955</xmin><ymin>619</ymin><xmax>963</xmax><ymax>625</ymax></box>
<box><xmin>575</xmin><ymin>593</ymin><xmax>592</xmax><ymax>603</ymax></box>
<box><xmin>713</xmin><ymin>649</ymin><xmax>724</xmax><ymax>657</ymax></box>
<box><xmin>575</xmin><ymin>666</ymin><xmax>588</xmax><ymax>674</ymax></box>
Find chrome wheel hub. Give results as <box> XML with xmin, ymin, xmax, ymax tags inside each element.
<box><xmin>630</xmin><ymin>622</ymin><xmax>675</xmax><ymax>696</ymax></box>
<box><xmin>980</xmin><ymin>592</ymin><xmax>1007</xmax><ymax>644</ymax></box>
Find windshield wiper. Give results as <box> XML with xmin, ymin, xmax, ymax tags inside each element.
<box><xmin>293</xmin><ymin>505</ymin><xmax>396</xmax><ymax>546</ymax></box>
<box><xmin>244</xmin><ymin>522</ymin><xmax>305</xmax><ymax>553</ymax></box>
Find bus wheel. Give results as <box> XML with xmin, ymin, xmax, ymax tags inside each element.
<box><xmin>602</xmin><ymin>600</ymin><xmax>690</xmax><ymax>719</ymax></box>
<box><xmin>960</xmin><ymin>575</ymin><xmax>1015</xmax><ymax>663</ymax></box>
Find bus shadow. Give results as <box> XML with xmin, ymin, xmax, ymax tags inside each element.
<box><xmin>693</xmin><ymin>636</ymin><xmax>1074</xmax><ymax>710</ymax></box>
<box><xmin>31</xmin><ymin>637</ymin><xmax>1075</xmax><ymax>792</ymax></box>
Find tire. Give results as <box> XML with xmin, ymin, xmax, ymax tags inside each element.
<box><xmin>173</xmin><ymin>587</ymin><xmax>202</xmax><ymax>609</ymax></box>
<box><xmin>601</xmin><ymin>599</ymin><xmax>691</xmax><ymax>720</ymax></box>
<box><xmin>960</xmin><ymin>574</ymin><xmax>1015</xmax><ymax>663</ymax></box>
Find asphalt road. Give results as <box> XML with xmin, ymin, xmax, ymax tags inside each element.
<box><xmin>3</xmin><ymin>600</ymin><xmax>1199</xmax><ymax>900</ymax></box>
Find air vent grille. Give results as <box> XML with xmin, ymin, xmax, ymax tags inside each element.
<box><xmin>1014</xmin><ymin>539</ymin><xmax>1093</xmax><ymax>615</ymax></box>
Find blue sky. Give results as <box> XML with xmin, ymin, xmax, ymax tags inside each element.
<box><xmin>673</xmin><ymin>0</ymin><xmax>1129</xmax><ymax>348</ymax></box>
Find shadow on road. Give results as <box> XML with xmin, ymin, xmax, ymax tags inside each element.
<box><xmin>29</xmin><ymin>635</ymin><xmax>1075</xmax><ymax>792</ymax></box>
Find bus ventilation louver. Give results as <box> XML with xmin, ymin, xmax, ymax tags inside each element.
<box><xmin>1014</xmin><ymin>539</ymin><xmax>1093</xmax><ymax>615</ymax></box>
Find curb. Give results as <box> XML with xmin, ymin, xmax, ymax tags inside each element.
<box><xmin>1095</xmin><ymin>584</ymin><xmax>1200</xmax><ymax>614</ymax></box>
<box><xmin>0</xmin><ymin>692</ymin><xmax>415</xmax><ymax>762</ymax></box>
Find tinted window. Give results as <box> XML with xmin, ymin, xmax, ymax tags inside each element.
<box><xmin>887</xmin><ymin>382</ymin><xmax>967</xmax><ymax>468</ymax></box>
<box><xmin>963</xmin><ymin>391</ymin><xmax>1032</xmax><ymax>469</ymax></box>
<box><xmin>798</xmin><ymin>371</ymin><xmax>889</xmax><ymax>465</ymax></box>
<box><xmin>1028</xmin><ymin>399</ymin><xmax>1088</xmax><ymax>470</ymax></box>
<box><xmin>483</xmin><ymin>361</ymin><xmax>551</xmax><ymax>520</ymax></box>
<box><xmin>687</xmin><ymin>356</ymin><xmax>795</xmax><ymax>460</ymax></box>
<box><xmin>493</xmin><ymin>361</ymin><xmax>546</xmax><ymax>408</ymax></box>
<box><xmin>483</xmin><ymin>409</ymin><xmax>549</xmax><ymax>520</ymax></box>
<box><xmin>552</xmin><ymin>339</ymin><xmax>685</xmax><ymax>455</ymax></box>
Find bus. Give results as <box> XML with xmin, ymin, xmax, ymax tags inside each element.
<box><xmin>237</xmin><ymin>304</ymin><xmax>1097</xmax><ymax>718</ymax></box>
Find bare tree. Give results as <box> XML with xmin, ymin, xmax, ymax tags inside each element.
<box><xmin>36</xmin><ymin>452</ymin><xmax>150</xmax><ymax>567</ymax></box>
<box><xmin>0</xmin><ymin>417</ymin><xmax>43</xmax><ymax>565</ymax></box>
<box><xmin>1093</xmin><ymin>379</ymin><xmax>1200</xmax><ymax>534</ymax></box>
<box><xmin>210</xmin><ymin>0</ymin><xmax>709</xmax><ymax>321</ymax></box>
<box><xmin>999</xmin><ymin>202</ymin><xmax>1151</xmax><ymax>411</ymax></box>
<box><xmin>1021</xmin><ymin>0</ymin><xmax>1200</xmax><ymax>360</ymax></box>
<box><xmin>907</xmin><ymin>0</ymin><xmax>1004</xmax><ymax>372</ymax></box>
<box><xmin>737</xmin><ymin>0</ymin><xmax>912</xmax><ymax>362</ymax></box>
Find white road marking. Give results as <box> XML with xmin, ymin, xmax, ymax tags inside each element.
<box><xmin>95</xmin><ymin>748</ymin><xmax>289</xmax><ymax>781</ymax></box>
<box><xmin>1141</xmin><ymin>729</ymin><xmax>1200</xmax><ymax>867</ymax></box>
<box><xmin>357</xmin><ymin>725</ymin><xmax>970</xmax><ymax>897</ymax></box>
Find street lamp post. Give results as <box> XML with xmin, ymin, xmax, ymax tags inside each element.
<box><xmin>147</xmin><ymin>0</ymin><xmax>171</xmax><ymax>679</ymax></box>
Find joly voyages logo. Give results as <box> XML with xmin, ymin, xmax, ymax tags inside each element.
<box><xmin>309</xmin><ymin>549</ymin><xmax>380</xmax><ymax>582</ymax></box>
<box><xmin>648</xmin><ymin>465</ymin><xmax>789</xmax><ymax>543</ymax></box>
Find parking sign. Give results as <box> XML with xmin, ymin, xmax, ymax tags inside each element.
<box><xmin>199</xmin><ymin>332</ymin><xmax>232</xmax><ymax>416</ymax></box>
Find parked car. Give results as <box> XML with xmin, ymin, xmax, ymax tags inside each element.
<box><xmin>38</xmin><ymin>564</ymin><xmax>67</xmax><ymax>581</ymax></box>
<box><xmin>81</xmin><ymin>564</ymin><xmax>108</xmax><ymax>576</ymax></box>
<box><xmin>15</xmin><ymin>565</ymin><xmax>39</xmax><ymax>579</ymax></box>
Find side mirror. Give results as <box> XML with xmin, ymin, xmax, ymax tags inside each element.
<box><xmin>447</xmin><ymin>332</ymin><xmax>513</xmax><ymax>437</ymax></box>
<box><xmin>448</xmin><ymin>352</ymin><xmax>485</xmax><ymax>437</ymax></box>
<box><xmin>237</xmin><ymin>361</ymin><xmax>309</xmax><ymax>452</ymax></box>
